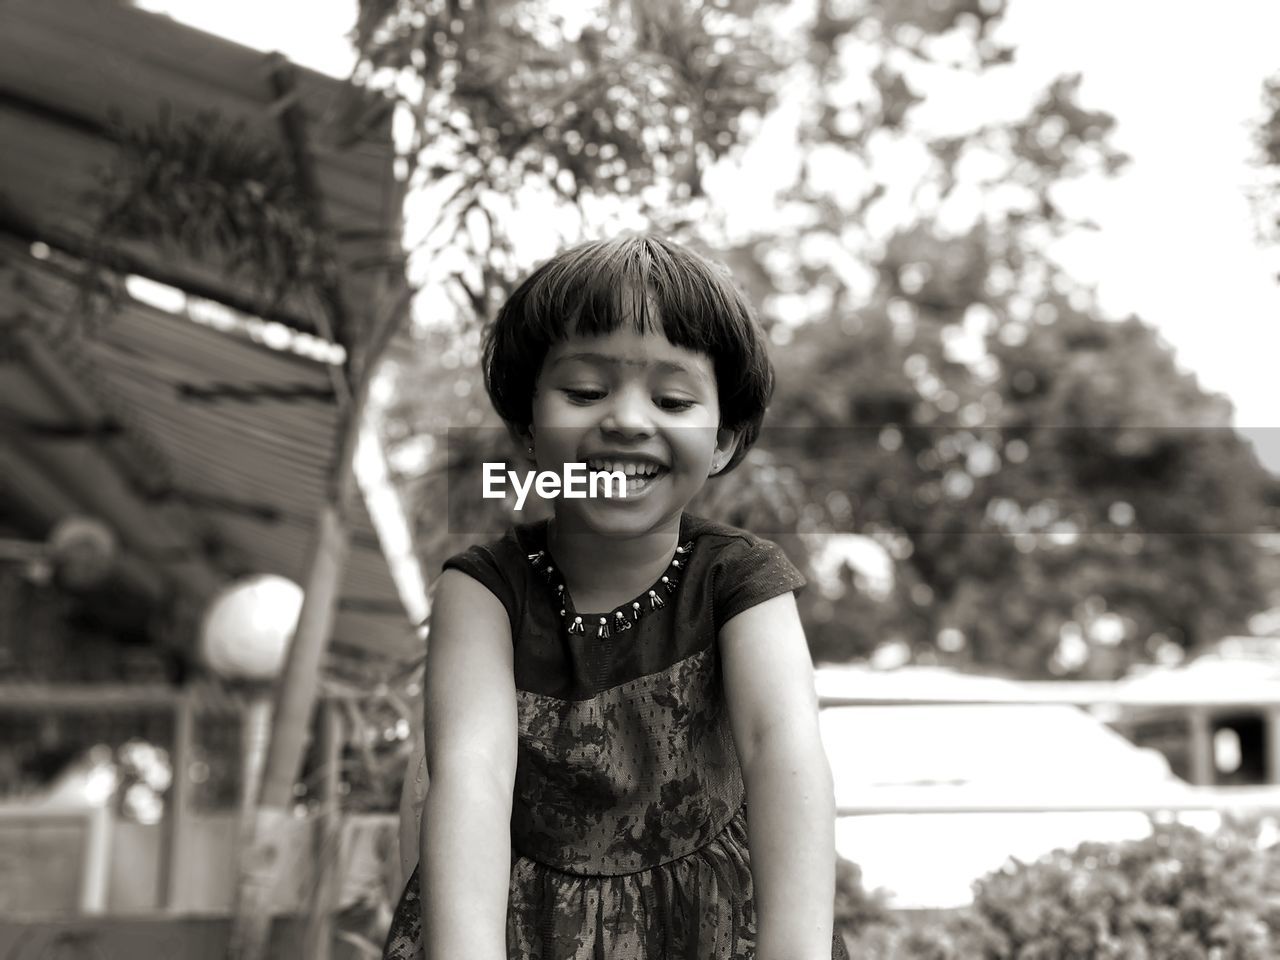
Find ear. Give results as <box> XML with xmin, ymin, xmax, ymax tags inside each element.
<box><xmin>708</xmin><ymin>426</ymin><xmax>741</xmax><ymax>477</ymax></box>
<box><xmin>506</xmin><ymin>422</ymin><xmax>537</xmax><ymax>463</ymax></box>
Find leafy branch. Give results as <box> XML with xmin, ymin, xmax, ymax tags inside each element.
<box><xmin>86</xmin><ymin>108</ymin><xmax>327</xmax><ymax>316</ymax></box>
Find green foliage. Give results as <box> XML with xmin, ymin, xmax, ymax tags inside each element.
<box><xmin>349</xmin><ymin>0</ymin><xmax>779</xmax><ymax>287</ymax></box>
<box><xmin>1261</xmin><ymin>76</ymin><xmax>1280</xmax><ymax>167</ymax></box>
<box><xmin>725</xmin><ymin>0</ymin><xmax>1269</xmax><ymax>674</ymax></box>
<box><xmin>89</xmin><ymin>109</ymin><xmax>323</xmax><ymax>309</ymax></box>
<box><xmin>839</xmin><ymin>822</ymin><xmax>1280</xmax><ymax>959</ymax></box>
<box><xmin>973</xmin><ymin>821</ymin><xmax>1280</xmax><ymax>959</ymax></box>
<box><xmin>355</xmin><ymin>0</ymin><xmax>775</xmax><ymax>184</ymax></box>
<box><xmin>834</xmin><ymin>853</ymin><xmax>894</xmax><ymax>939</ymax></box>
<box><xmin>379</xmin><ymin>0</ymin><xmax>1275</xmax><ymax>678</ymax></box>
<box><xmin>1254</xmin><ymin>73</ymin><xmax>1280</xmax><ymax>292</ymax></box>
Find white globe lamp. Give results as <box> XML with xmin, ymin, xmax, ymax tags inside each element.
<box><xmin>200</xmin><ymin>574</ymin><xmax>304</xmax><ymax>682</ymax></box>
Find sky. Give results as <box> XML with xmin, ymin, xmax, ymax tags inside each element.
<box><xmin>138</xmin><ymin>0</ymin><xmax>1280</xmax><ymax>473</ymax></box>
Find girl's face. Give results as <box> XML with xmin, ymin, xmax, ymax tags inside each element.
<box><xmin>528</xmin><ymin>326</ymin><xmax>737</xmax><ymax>539</ymax></box>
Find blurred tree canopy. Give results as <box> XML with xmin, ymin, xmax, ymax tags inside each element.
<box><xmin>1255</xmin><ymin>72</ymin><xmax>1280</xmax><ymax>258</ymax></box>
<box><xmin>370</xmin><ymin>0</ymin><xmax>1276</xmax><ymax>679</ymax></box>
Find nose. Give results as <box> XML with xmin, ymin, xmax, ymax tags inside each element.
<box><xmin>600</xmin><ymin>384</ymin><xmax>655</xmax><ymax>439</ymax></box>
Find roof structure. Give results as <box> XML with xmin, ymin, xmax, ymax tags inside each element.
<box><xmin>0</xmin><ymin>0</ymin><xmax>420</xmax><ymax>662</ymax></box>
<box><xmin>0</xmin><ymin>0</ymin><xmax>396</xmax><ymax>336</ymax></box>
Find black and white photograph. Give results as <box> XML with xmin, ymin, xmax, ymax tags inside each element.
<box><xmin>2</xmin><ymin>0</ymin><xmax>1280</xmax><ymax>956</ymax></box>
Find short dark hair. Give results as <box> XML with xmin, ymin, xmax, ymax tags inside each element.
<box><xmin>482</xmin><ymin>235</ymin><xmax>774</xmax><ymax>473</ymax></box>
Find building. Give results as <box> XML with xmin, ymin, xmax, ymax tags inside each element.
<box><xmin>1111</xmin><ymin>634</ymin><xmax>1280</xmax><ymax>787</ymax></box>
<box><xmin>0</xmin><ymin>0</ymin><xmax>417</xmax><ymax>950</ymax></box>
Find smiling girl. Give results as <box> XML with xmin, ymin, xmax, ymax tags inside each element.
<box><xmin>383</xmin><ymin>235</ymin><xmax>847</xmax><ymax>960</ymax></box>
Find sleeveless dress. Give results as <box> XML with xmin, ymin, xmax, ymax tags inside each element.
<box><xmin>383</xmin><ymin>512</ymin><xmax>849</xmax><ymax>959</ymax></box>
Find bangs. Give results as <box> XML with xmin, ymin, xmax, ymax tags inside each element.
<box><xmin>483</xmin><ymin>234</ymin><xmax>774</xmax><ymax>467</ymax></box>
<box><xmin>514</xmin><ymin>236</ymin><xmax>747</xmax><ymax>358</ymax></box>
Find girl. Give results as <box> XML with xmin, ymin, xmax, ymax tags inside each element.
<box><xmin>384</xmin><ymin>235</ymin><xmax>847</xmax><ymax>960</ymax></box>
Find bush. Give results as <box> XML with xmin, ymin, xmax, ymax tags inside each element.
<box><xmin>835</xmin><ymin>854</ymin><xmax>894</xmax><ymax>936</ymax></box>
<box><xmin>842</xmin><ymin>820</ymin><xmax>1280</xmax><ymax>959</ymax></box>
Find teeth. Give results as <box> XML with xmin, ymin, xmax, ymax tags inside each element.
<box><xmin>588</xmin><ymin>459</ymin><xmax>660</xmax><ymax>476</ymax></box>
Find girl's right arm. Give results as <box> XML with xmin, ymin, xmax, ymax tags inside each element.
<box><xmin>419</xmin><ymin>568</ymin><xmax>518</xmax><ymax>960</ymax></box>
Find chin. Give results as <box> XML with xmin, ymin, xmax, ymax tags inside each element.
<box><xmin>561</xmin><ymin>498</ymin><xmax>680</xmax><ymax>540</ymax></box>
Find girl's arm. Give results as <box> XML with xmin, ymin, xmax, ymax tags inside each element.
<box><xmin>419</xmin><ymin>568</ymin><xmax>518</xmax><ymax>960</ymax></box>
<box><xmin>721</xmin><ymin>591</ymin><xmax>836</xmax><ymax>960</ymax></box>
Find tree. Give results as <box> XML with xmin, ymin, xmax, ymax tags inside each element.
<box><xmin>1254</xmin><ymin>72</ymin><xmax>1280</xmax><ymax>268</ymax></box>
<box><xmin>361</xmin><ymin>0</ymin><xmax>789</xmax><ymax>567</ymax></box>
<box><xmin>379</xmin><ymin>0</ymin><xmax>1275</xmax><ymax>680</ymax></box>
<box><xmin>707</xmin><ymin>2</ymin><xmax>1273</xmax><ymax>676</ymax></box>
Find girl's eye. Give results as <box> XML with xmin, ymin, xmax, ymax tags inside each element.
<box><xmin>563</xmin><ymin>388</ymin><xmax>605</xmax><ymax>403</ymax></box>
<box><xmin>656</xmin><ymin>397</ymin><xmax>696</xmax><ymax>412</ymax></box>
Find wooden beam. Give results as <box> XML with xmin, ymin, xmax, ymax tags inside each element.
<box><xmin>238</xmin><ymin>695</ymin><xmax>273</xmax><ymax>834</ymax></box>
<box><xmin>176</xmin><ymin>382</ymin><xmax>335</xmax><ymax>403</ymax></box>
<box><xmin>304</xmin><ymin>700</ymin><xmax>344</xmax><ymax>959</ymax></box>
<box><xmin>1188</xmin><ymin>708</ymin><xmax>1214</xmax><ymax>786</ymax></box>
<box><xmin>161</xmin><ymin>691</ymin><xmax>196</xmax><ymax>911</ymax></box>
<box><xmin>0</xmin><ymin>683</ymin><xmax>365</xmax><ymax>712</ymax></box>
<box><xmin>266</xmin><ymin>53</ymin><xmax>355</xmax><ymax>412</ymax></box>
<box><xmin>0</xmin><ymin>683</ymin><xmax>186</xmax><ymax>711</ymax></box>
<box><xmin>0</xmin><ymin>216</ymin><xmax>322</xmax><ymax>337</ymax></box>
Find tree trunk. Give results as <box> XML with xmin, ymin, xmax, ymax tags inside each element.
<box><xmin>303</xmin><ymin>699</ymin><xmax>344</xmax><ymax>960</ymax></box>
<box><xmin>227</xmin><ymin>394</ymin><xmax>364</xmax><ymax>959</ymax></box>
<box><xmin>227</xmin><ymin>694</ymin><xmax>279</xmax><ymax>958</ymax></box>
<box><xmin>224</xmin><ymin>242</ymin><xmax>407</xmax><ymax>959</ymax></box>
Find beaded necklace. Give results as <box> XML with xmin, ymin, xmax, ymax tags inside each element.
<box><xmin>526</xmin><ymin>539</ymin><xmax>695</xmax><ymax>640</ymax></box>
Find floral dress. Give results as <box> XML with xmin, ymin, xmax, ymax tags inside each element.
<box><xmin>383</xmin><ymin>513</ymin><xmax>849</xmax><ymax>959</ymax></box>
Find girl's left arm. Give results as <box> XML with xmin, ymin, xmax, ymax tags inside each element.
<box><xmin>722</xmin><ymin>591</ymin><xmax>837</xmax><ymax>960</ymax></box>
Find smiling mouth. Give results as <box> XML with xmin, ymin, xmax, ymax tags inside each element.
<box><xmin>586</xmin><ymin>459</ymin><xmax>667</xmax><ymax>497</ymax></box>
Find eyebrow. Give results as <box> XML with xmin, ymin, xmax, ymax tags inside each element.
<box><xmin>551</xmin><ymin>352</ymin><xmax>699</xmax><ymax>378</ymax></box>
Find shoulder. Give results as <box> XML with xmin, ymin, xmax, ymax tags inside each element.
<box><xmin>685</xmin><ymin>513</ymin><xmax>801</xmax><ymax>574</ymax></box>
<box><xmin>440</xmin><ymin>520</ymin><xmax>546</xmax><ymax>634</ymax></box>
<box><xmin>441</xmin><ymin>520</ymin><xmax>538</xmax><ymax>574</ymax></box>
<box><xmin>684</xmin><ymin>514</ymin><xmax>807</xmax><ymax>630</ymax></box>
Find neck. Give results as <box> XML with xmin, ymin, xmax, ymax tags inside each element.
<box><xmin>546</xmin><ymin>513</ymin><xmax>683</xmax><ymax>610</ymax></box>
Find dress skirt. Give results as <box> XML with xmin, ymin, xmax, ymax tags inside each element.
<box><xmin>382</xmin><ymin>805</ymin><xmax>850</xmax><ymax>959</ymax></box>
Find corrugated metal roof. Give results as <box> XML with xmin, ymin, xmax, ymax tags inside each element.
<box><xmin>0</xmin><ymin>1</ymin><xmax>419</xmax><ymax>663</ymax></box>
<box><xmin>1</xmin><ymin>243</ymin><xmax>417</xmax><ymax>661</ymax></box>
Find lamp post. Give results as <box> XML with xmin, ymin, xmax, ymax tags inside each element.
<box><xmin>198</xmin><ymin>574</ymin><xmax>303</xmax><ymax>933</ymax></box>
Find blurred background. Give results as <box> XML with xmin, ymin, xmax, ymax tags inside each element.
<box><xmin>2</xmin><ymin>0</ymin><xmax>1280</xmax><ymax>956</ymax></box>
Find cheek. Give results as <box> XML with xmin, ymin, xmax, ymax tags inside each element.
<box><xmin>528</xmin><ymin>398</ymin><xmax>591</xmax><ymax>457</ymax></box>
<box><xmin>671</xmin><ymin>425</ymin><xmax>719</xmax><ymax>470</ymax></box>
<box><xmin>529</xmin><ymin>389</ymin><xmax>568</xmax><ymax>426</ymax></box>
